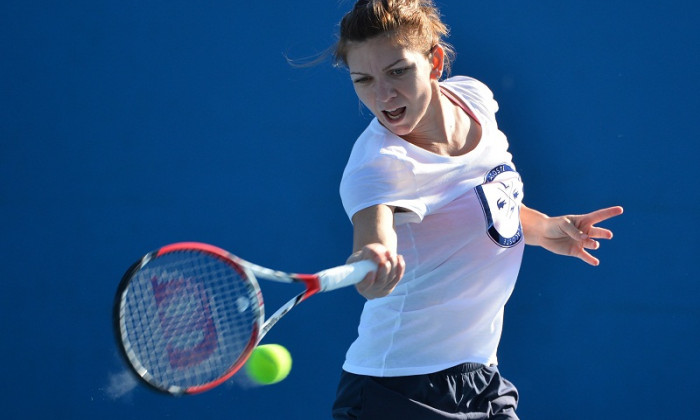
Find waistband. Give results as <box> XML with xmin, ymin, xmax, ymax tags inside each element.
<box><xmin>438</xmin><ymin>362</ymin><xmax>488</xmax><ymax>374</ymax></box>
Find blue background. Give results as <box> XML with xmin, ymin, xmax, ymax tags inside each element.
<box><xmin>1</xmin><ymin>1</ymin><xmax>698</xmax><ymax>418</ymax></box>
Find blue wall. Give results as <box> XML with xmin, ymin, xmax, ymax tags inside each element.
<box><xmin>1</xmin><ymin>1</ymin><xmax>697</xmax><ymax>418</ymax></box>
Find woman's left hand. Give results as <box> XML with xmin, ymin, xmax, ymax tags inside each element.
<box><xmin>523</xmin><ymin>205</ymin><xmax>624</xmax><ymax>266</ymax></box>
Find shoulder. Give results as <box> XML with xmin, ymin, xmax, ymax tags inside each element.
<box><xmin>339</xmin><ymin>121</ymin><xmax>419</xmax><ymax>220</ymax></box>
<box><xmin>440</xmin><ymin>76</ymin><xmax>499</xmax><ymax>116</ymax></box>
<box><xmin>441</xmin><ymin>75</ymin><xmax>495</xmax><ymax>97</ymax></box>
<box><xmin>343</xmin><ymin>120</ymin><xmax>411</xmax><ymax>178</ymax></box>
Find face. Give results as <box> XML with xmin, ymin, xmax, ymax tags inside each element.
<box><xmin>346</xmin><ymin>36</ymin><xmax>442</xmax><ymax>138</ymax></box>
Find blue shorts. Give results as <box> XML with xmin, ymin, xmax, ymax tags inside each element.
<box><xmin>332</xmin><ymin>363</ymin><xmax>519</xmax><ymax>419</ymax></box>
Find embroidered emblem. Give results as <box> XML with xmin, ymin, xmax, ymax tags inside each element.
<box><xmin>475</xmin><ymin>164</ymin><xmax>524</xmax><ymax>247</ymax></box>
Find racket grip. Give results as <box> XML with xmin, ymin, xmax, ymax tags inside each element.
<box><xmin>317</xmin><ymin>260</ymin><xmax>377</xmax><ymax>292</ymax></box>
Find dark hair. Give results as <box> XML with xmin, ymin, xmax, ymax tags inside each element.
<box><xmin>334</xmin><ymin>0</ymin><xmax>455</xmax><ymax>76</ymax></box>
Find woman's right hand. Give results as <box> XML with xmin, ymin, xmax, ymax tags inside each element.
<box><xmin>347</xmin><ymin>243</ymin><xmax>405</xmax><ymax>299</ymax></box>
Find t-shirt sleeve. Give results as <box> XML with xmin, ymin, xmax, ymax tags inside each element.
<box><xmin>340</xmin><ymin>152</ymin><xmax>426</xmax><ymax>223</ymax></box>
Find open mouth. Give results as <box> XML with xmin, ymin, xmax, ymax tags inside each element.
<box><xmin>383</xmin><ymin>107</ymin><xmax>406</xmax><ymax>121</ymax></box>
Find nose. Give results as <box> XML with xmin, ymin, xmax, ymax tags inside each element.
<box><xmin>374</xmin><ymin>80</ymin><xmax>397</xmax><ymax>103</ymax></box>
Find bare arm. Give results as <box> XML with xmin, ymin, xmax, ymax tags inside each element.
<box><xmin>521</xmin><ymin>204</ymin><xmax>624</xmax><ymax>266</ymax></box>
<box><xmin>347</xmin><ymin>205</ymin><xmax>406</xmax><ymax>299</ymax></box>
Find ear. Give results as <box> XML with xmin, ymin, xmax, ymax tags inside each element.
<box><xmin>429</xmin><ymin>45</ymin><xmax>445</xmax><ymax>79</ymax></box>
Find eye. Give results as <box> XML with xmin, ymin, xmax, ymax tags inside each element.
<box><xmin>352</xmin><ymin>76</ymin><xmax>371</xmax><ymax>85</ymax></box>
<box><xmin>389</xmin><ymin>66</ymin><xmax>412</xmax><ymax>77</ymax></box>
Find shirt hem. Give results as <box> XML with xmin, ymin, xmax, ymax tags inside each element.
<box><xmin>342</xmin><ymin>356</ymin><xmax>498</xmax><ymax>377</ymax></box>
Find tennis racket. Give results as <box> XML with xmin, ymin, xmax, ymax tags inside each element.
<box><xmin>113</xmin><ymin>241</ymin><xmax>374</xmax><ymax>396</ymax></box>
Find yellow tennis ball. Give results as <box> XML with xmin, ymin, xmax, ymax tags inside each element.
<box><xmin>245</xmin><ymin>344</ymin><xmax>292</xmax><ymax>385</ymax></box>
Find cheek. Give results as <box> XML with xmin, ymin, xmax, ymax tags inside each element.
<box><xmin>415</xmin><ymin>81</ymin><xmax>434</xmax><ymax>104</ymax></box>
<box><xmin>353</xmin><ymin>86</ymin><xmax>374</xmax><ymax>109</ymax></box>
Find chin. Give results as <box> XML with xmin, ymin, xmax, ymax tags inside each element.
<box><xmin>391</xmin><ymin>128</ymin><xmax>413</xmax><ymax>137</ymax></box>
<box><xmin>380</xmin><ymin>118</ymin><xmax>414</xmax><ymax>137</ymax></box>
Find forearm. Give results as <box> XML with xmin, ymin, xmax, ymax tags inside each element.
<box><xmin>350</xmin><ymin>205</ymin><xmax>398</xmax><ymax>256</ymax></box>
<box><xmin>520</xmin><ymin>204</ymin><xmax>550</xmax><ymax>246</ymax></box>
<box><xmin>347</xmin><ymin>204</ymin><xmax>405</xmax><ymax>299</ymax></box>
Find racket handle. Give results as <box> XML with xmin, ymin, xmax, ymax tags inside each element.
<box><xmin>317</xmin><ymin>260</ymin><xmax>377</xmax><ymax>292</ymax></box>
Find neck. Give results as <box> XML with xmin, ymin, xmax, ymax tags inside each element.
<box><xmin>400</xmin><ymin>84</ymin><xmax>469</xmax><ymax>156</ymax></box>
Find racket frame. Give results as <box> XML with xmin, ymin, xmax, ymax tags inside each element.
<box><xmin>113</xmin><ymin>242</ymin><xmax>373</xmax><ymax>395</ymax></box>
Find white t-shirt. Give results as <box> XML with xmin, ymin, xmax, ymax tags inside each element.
<box><xmin>339</xmin><ymin>76</ymin><xmax>525</xmax><ymax>377</ymax></box>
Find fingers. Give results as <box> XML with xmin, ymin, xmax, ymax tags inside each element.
<box><xmin>560</xmin><ymin>217</ymin><xmax>589</xmax><ymax>241</ymax></box>
<box><xmin>587</xmin><ymin>226</ymin><xmax>614</xmax><ymax>240</ymax></box>
<box><xmin>578</xmin><ymin>249</ymin><xmax>600</xmax><ymax>266</ymax></box>
<box><xmin>352</xmin><ymin>244</ymin><xmax>405</xmax><ymax>299</ymax></box>
<box><xmin>534</xmin><ymin>205</ymin><xmax>622</xmax><ymax>266</ymax></box>
<box><xmin>582</xmin><ymin>236</ymin><xmax>600</xmax><ymax>250</ymax></box>
<box><xmin>581</xmin><ymin>206</ymin><xmax>624</xmax><ymax>227</ymax></box>
<box><xmin>561</xmin><ymin>215</ymin><xmax>612</xmax><ymax>266</ymax></box>
<box><xmin>573</xmin><ymin>205</ymin><xmax>623</xmax><ymax>240</ymax></box>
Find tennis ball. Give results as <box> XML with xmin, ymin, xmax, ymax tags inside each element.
<box><xmin>245</xmin><ymin>344</ymin><xmax>292</xmax><ymax>385</ymax></box>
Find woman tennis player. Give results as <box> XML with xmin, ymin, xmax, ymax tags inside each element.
<box><xmin>330</xmin><ymin>1</ymin><xmax>623</xmax><ymax>418</ymax></box>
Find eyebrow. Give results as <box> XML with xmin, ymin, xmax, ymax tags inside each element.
<box><xmin>350</xmin><ymin>59</ymin><xmax>406</xmax><ymax>76</ymax></box>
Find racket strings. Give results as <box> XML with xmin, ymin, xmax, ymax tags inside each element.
<box><xmin>120</xmin><ymin>251</ymin><xmax>260</xmax><ymax>391</ymax></box>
